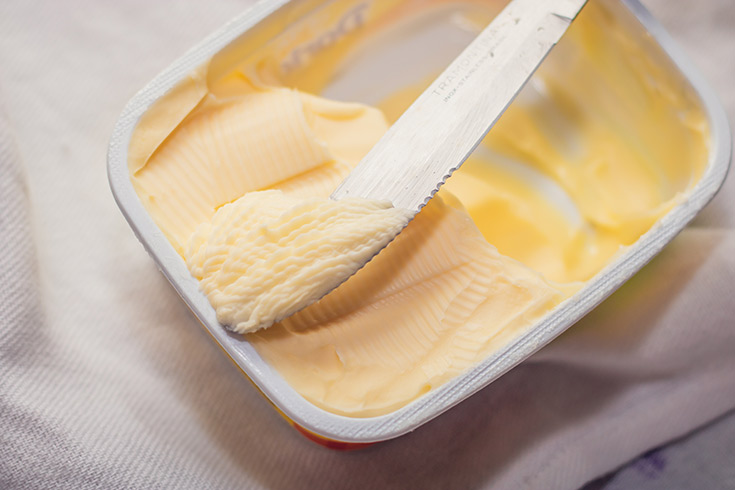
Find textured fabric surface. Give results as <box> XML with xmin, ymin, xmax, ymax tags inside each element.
<box><xmin>0</xmin><ymin>1</ymin><xmax>733</xmax><ymax>489</ymax></box>
<box><xmin>586</xmin><ymin>407</ymin><xmax>735</xmax><ymax>490</ymax></box>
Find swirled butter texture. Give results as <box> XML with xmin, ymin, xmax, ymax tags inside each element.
<box><xmin>186</xmin><ymin>191</ymin><xmax>411</xmax><ymax>332</ymax></box>
<box><xmin>129</xmin><ymin>0</ymin><xmax>707</xmax><ymax>416</ymax></box>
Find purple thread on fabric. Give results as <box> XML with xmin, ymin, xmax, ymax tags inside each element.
<box><xmin>632</xmin><ymin>449</ymin><xmax>667</xmax><ymax>479</ymax></box>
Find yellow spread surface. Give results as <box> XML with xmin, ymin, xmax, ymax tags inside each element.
<box><xmin>128</xmin><ymin>0</ymin><xmax>708</xmax><ymax>417</ymax></box>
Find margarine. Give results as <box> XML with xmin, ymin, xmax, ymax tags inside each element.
<box><xmin>186</xmin><ymin>191</ymin><xmax>411</xmax><ymax>332</ymax></box>
<box><xmin>128</xmin><ymin>0</ymin><xmax>708</xmax><ymax>417</ymax></box>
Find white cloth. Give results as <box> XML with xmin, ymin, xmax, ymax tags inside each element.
<box><xmin>0</xmin><ymin>1</ymin><xmax>733</xmax><ymax>489</ymax></box>
<box><xmin>588</xmin><ymin>407</ymin><xmax>735</xmax><ymax>489</ymax></box>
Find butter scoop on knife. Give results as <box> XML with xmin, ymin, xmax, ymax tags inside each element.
<box><xmin>208</xmin><ymin>0</ymin><xmax>587</xmax><ymax>333</ymax></box>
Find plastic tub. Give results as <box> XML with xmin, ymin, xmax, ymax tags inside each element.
<box><xmin>108</xmin><ymin>0</ymin><xmax>731</xmax><ymax>446</ymax></box>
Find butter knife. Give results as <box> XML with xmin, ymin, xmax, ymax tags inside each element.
<box><xmin>331</xmin><ymin>0</ymin><xmax>587</xmax><ymax>212</ymax></box>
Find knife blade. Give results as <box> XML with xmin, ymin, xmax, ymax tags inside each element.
<box><xmin>331</xmin><ymin>0</ymin><xmax>587</xmax><ymax>213</ymax></box>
